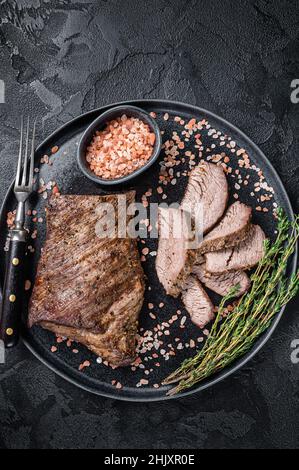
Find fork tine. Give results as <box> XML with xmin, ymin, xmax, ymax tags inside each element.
<box><xmin>21</xmin><ymin>117</ymin><xmax>30</xmax><ymax>187</ymax></box>
<box><xmin>28</xmin><ymin>119</ymin><xmax>36</xmax><ymax>189</ymax></box>
<box><xmin>14</xmin><ymin>116</ymin><xmax>24</xmax><ymax>189</ymax></box>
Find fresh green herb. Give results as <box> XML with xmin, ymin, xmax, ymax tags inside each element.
<box><xmin>163</xmin><ymin>210</ymin><xmax>299</xmax><ymax>396</ymax></box>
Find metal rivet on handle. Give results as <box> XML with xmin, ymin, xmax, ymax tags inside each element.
<box><xmin>12</xmin><ymin>258</ymin><xmax>19</xmax><ymax>266</ymax></box>
<box><xmin>9</xmin><ymin>294</ymin><xmax>16</xmax><ymax>303</ymax></box>
<box><xmin>6</xmin><ymin>328</ymin><xmax>13</xmax><ymax>336</ymax></box>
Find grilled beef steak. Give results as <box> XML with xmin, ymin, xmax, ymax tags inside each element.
<box><xmin>28</xmin><ymin>192</ymin><xmax>145</xmax><ymax>367</ymax></box>
<box><xmin>181</xmin><ymin>162</ymin><xmax>228</xmax><ymax>233</ymax></box>
<box><xmin>156</xmin><ymin>207</ymin><xmax>196</xmax><ymax>297</ymax></box>
<box><xmin>192</xmin><ymin>263</ymin><xmax>251</xmax><ymax>297</ymax></box>
<box><xmin>156</xmin><ymin>160</ymin><xmax>263</xmax><ymax>326</ymax></box>
<box><xmin>182</xmin><ymin>276</ymin><xmax>215</xmax><ymax>328</ymax></box>
<box><xmin>205</xmin><ymin>224</ymin><xmax>266</xmax><ymax>274</ymax></box>
<box><xmin>197</xmin><ymin>201</ymin><xmax>252</xmax><ymax>255</ymax></box>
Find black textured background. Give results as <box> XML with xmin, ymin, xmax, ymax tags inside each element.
<box><xmin>0</xmin><ymin>0</ymin><xmax>299</xmax><ymax>450</ymax></box>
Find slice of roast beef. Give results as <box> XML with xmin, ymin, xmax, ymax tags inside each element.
<box><xmin>205</xmin><ymin>224</ymin><xmax>266</xmax><ymax>274</ymax></box>
<box><xmin>181</xmin><ymin>161</ymin><xmax>228</xmax><ymax>234</ymax></box>
<box><xmin>192</xmin><ymin>263</ymin><xmax>251</xmax><ymax>297</ymax></box>
<box><xmin>28</xmin><ymin>192</ymin><xmax>145</xmax><ymax>367</ymax></box>
<box><xmin>182</xmin><ymin>276</ymin><xmax>215</xmax><ymax>328</ymax></box>
<box><xmin>196</xmin><ymin>201</ymin><xmax>252</xmax><ymax>256</ymax></box>
<box><xmin>156</xmin><ymin>207</ymin><xmax>196</xmax><ymax>297</ymax></box>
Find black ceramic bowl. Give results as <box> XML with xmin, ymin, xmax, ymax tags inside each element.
<box><xmin>77</xmin><ymin>105</ymin><xmax>162</xmax><ymax>186</ymax></box>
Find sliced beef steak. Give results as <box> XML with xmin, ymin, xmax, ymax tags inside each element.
<box><xmin>205</xmin><ymin>224</ymin><xmax>266</xmax><ymax>274</ymax></box>
<box><xmin>156</xmin><ymin>207</ymin><xmax>196</xmax><ymax>297</ymax></box>
<box><xmin>196</xmin><ymin>201</ymin><xmax>252</xmax><ymax>256</ymax></box>
<box><xmin>28</xmin><ymin>192</ymin><xmax>145</xmax><ymax>367</ymax></box>
<box><xmin>181</xmin><ymin>161</ymin><xmax>228</xmax><ymax>233</ymax></box>
<box><xmin>193</xmin><ymin>263</ymin><xmax>251</xmax><ymax>297</ymax></box>
<box><xmin>182</xmin><ymin>276</ymin><xmax>215</xmax><ymax>328</ymax></box>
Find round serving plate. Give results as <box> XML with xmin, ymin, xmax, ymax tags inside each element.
<box><xmin>0</xmin><ymin>100</ymin><xmax>296</xmax><ymax>402</ymax></box>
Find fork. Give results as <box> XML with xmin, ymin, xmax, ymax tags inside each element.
<box><xmin>0</xmin><ymin>117</ymin><xmax>36</xmax><ymax>348</ymax></box>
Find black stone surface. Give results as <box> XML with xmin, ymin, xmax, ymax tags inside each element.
<box><xmin>0</xmin><ymin>0</ymin><xmax>298</xmax><ymax>449</ymax></box>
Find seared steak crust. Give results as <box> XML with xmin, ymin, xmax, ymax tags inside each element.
<box><xmin>28</xmin><ymin>192</ymin><xmax>145</xmax><ymax>367</ymax></box>
<box><xmin>181</xmin><ymin>162</ymin><xmax>228</xmax><ymax>234</ymax></box>
<box><xmin>156</xmin><ymin>207</ymin><xmax>196</xmax><ymax>297</ymax></box>
<box><xmin>205</xmin><ymin>224</ymin><xmax>266</xmax><ymax>274</ymax></box>
<box><xmin>182</xmin><ymin>276</ymin><xmax>215</xmax><ymax>328</ymax></box>
<box><xmin>197</xmin><ymin>201</ymin><xmax>252</xmax><ymax>256</ymax></box>
<box><xmin>192</xmin><ymin>263</ymin><xmax>251</xmax><ymax>297</ymax></box>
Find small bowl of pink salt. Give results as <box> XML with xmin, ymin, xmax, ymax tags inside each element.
<box><xmin>78</xmin><ymin>105</ymin><xmax>162</xmax><ymax>186</ymax></box>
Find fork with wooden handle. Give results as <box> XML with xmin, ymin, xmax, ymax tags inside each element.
<box><xmin>0</xmin><ymin>117</ymin><xmax>36</xmax><ymax>348</ymax></box>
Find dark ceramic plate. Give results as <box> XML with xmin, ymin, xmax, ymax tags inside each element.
<box><xmin>0</xmin><ymin>100</ymin><xmax>296</xmax><ymax>402</ymax></box>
